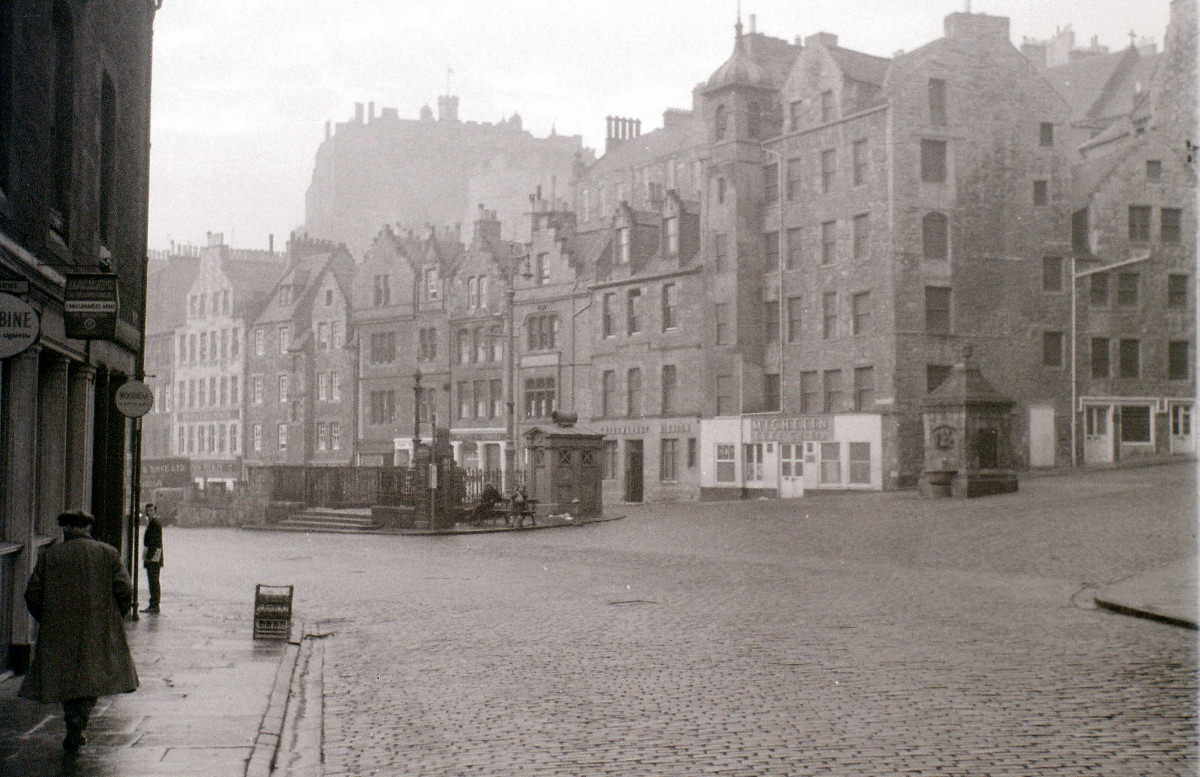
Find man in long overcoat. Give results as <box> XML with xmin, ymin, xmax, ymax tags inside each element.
<box><xmin>19</xmin><ymin>510</ymin><xmax>139</xmax><ymax>751</ymax></box>
<box><xmin>141</xmin><ymin>502</ymin><xmax>163</xmax><ymax>613</ymax></box>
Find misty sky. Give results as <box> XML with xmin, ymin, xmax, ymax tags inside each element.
<box><xmin>147</xmin><ymin>0</ymin><xmax>1172</xmax><ymax>252</ymax></box>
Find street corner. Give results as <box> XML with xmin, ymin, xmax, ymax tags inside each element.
<box><xmin>1094</xmin><ymin>555</ymin><xmax>1199</xmax><ymax>630</ymax></box>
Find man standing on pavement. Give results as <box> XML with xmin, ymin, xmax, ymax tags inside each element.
<box><xmin>141</xmin><ymin>502</ymin><xmax>164</xmax><ymax>613</ymax></box>
<box><xmin>19</xmin><ymin>510</ymin><xmax>139</xmax><ymax>752</ymax></box>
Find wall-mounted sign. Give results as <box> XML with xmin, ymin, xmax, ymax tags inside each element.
<box><xmin>141</xmin><ymin>458</ymin><xmax>192</xmax><ymax>489</ymax></box>
<box><xmin>0</xmin><ymin>280</ymin><xmax>30</xmax><ymax>295</ymax></box>
<box><xmin>64</xmin><ymin>273</ymin><xmax>119</xmax><ymax>340</ymax></box>
<box><xmin>749</xmin><ymin>416</ymin><xmax>832</xmax><ymax>443</ymax></box>
<box><xmin>0</xmin><ymin>292</ymin><xmax>40</xmax><ymax>359</ymax></box>
<box><xmin>115</xmin><ymin>380</ymin><xmax>154</xmax><ymax>417</ymax></box>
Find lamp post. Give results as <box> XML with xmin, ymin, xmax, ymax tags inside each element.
<box><xmin>412</xmin><ymin>368</ymin><xmax>422</xmax><ymax>462</ymax></box>
<box><xmin>502</xmin><ymin>244</ymin><xmax>531</xmax><ymax>492</ymax></box>
<box><xmin>1069</xmin><ymin>252</ymin><xmax>1152</xmax><ymax>469</ymax></box>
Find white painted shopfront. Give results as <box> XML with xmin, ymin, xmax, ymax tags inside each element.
<box><xmin>699</xmin><ymin>414</ymin><xmax>883</xmax><ymax>499</ymax></box>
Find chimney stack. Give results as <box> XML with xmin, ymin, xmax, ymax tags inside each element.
<box><xmin>354</xmin><ymin>102</ymin><xmax>364</xmax><ymax>123</ymax></box>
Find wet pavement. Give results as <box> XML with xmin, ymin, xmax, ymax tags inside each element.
<box><xmin>0</xmin><ymin>461</ymin><xmax>1195</xmax><ymax>776</ymax></box>
<box><xmin>0</xmin><ymin>579</ymin><xmax>292</xmax><ymax>776</ymax></box>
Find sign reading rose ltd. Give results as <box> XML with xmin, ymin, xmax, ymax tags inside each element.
<box><xmin>64</xmin><ymin>273</ymin><xmax>119</xmax><ymax>340</ymax></box>
<box><xmin>0</xmin><ymin>292</ymin><xmax>40</xmax><ymax>358</ymax></box>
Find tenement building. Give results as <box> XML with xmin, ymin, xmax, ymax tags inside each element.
<box><xmin>0</xmin><ymin>0</ymin><xmax>159</xmax><ymax>671</ymax></box>
<box><xmin>1068</xmin><ymin>0</ymin><xmax>1196</xmax><ymax>464</ymax></box>
<box><xmin>169</xmin><ymin>234</ymin><xmax>282</xmax><ymax>486</ymax></box>
<box><xmin>242</xmin><ymin>235</ymin><xmax>355</xmax><ymax>468</ymax></box>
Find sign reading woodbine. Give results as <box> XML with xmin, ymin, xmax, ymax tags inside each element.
<box><xmin>115</xmin><ymin>380</ymin><xmax>154</xmax><ymax>417</ymax></box>
<box><xmin>0</xmin><ymin>292</ymin><xmax>40</xmax><ymax>359</ymax></box>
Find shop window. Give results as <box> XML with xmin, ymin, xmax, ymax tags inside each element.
<box><xmin>660</xmin><ymin>439</ymin><xmax>678</xmax><ymax>482</ymax></box>
<box><xmin>1172</xmin><ymin>405</ymin><xmax>1191</xmax><ymax>436</ymax></box>
<box><xmin>820</xmin><ymin>442</ymin><xmax>841</xmax><ymax>484</ymax></box>
<box><xmin>743</xmin><ymin>443</ymin><xmax>764</xmax><ymax>481</ymax></box>
<box><xmin>848</xmin><ymin>443</ymin><xmax>871</xmax><ymax>484</ymax></box>
<box><xmin>1119</xmin><ymin>405</ymin><xmax>1151</xmax><ymax>443</ymax></box>
<box><xmin>715</xmin><ymin>444</ymin><xmax>736</xmax><ymax>483</ymax></box>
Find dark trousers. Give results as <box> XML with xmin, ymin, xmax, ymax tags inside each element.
<box><xmin>146</xmin><ymin>563</ymin><xmax>161</xmax><ymax>608</ymax></box>
<box><xmin>62</xmin><ymin>697</ymin><xmax>97</xmax><ymax>735</ymax></box>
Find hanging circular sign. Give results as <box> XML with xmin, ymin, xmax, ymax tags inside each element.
<box><xmin>0</xmin><ymin>292</ymin><xmax>40</xmax><ymax>359</ymax></box>
<box><xmin>115</xmin><ymin>380</ymin><xmax>155</xmax><ymax>418</ymax></box>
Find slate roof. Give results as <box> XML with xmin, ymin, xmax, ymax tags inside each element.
<box><xmin>1044</xmin><ymin>47</ymin><xmax>1160</xmax><ymax>125</ymax></box>
<box><xmin>827</xmin><ymin>46</ymin><xmax>891</xmax><ymax>87</ymax></box>
<box><xmin>586</xmin><ymin>113</ymin><xmax>707</xmax><ymax>178</ymax></box>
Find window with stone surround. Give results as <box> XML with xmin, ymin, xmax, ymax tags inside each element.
<box><xmin>821</xmin><ymin>149</ymin><xmax>837</xmax><ymax>193</ymax></box>
<box><xmin>1119</xmin><ymin>339</ymin><xmax>1140</xmax><ymax>378</ymax></box>
<box><xmin>786</xmin><ymin>158</ymin><xmax>803</xmax><ymax>200</ymax></box>
<box><xmin>1128</xmin><ymin>206</ymin><xmax>1151</xmax><ymax>242</ymax></box>
<box><xmin>1043</xmin><ymin>331</ymin><xmax>1064</xmax><ymax>367</ymax></box>
<box><xmin>1091</xmin><ymin>338</ymin><xmax>1110</xmax><ymax>378</ymax></box>
<box><xmin>928</xmin><ymin>79</ymin><xmax>946</xmax><ymax>126</ymax></box>
<box><xmin>920</xmin><ymin>140</ymin><xmax>947</xmax><ymax>184</ymax></box>
<box><xmin>1117</xmin><ymin>272</ymin><xmax>1140</xmax><ymax>306</ymax></box>
<box><xmin>1168</xmin><ymin>274</ymin><xmax>1189</xmax><ymax>309</ymax></box>
<box><xmin>923</xmin><ymin>212</ymin><xmax>948</xmax><ymax>261</ymax></box>
<box><xmin>1169</xmin><ymin>340</ymin><xmax>1190</xmax><ymax>380</ymax></box>
<box><xmin>925</xmin><ymin>286</ymin><xmax>951</xmax><ymax>334</ymax></box>
<box><xmin>800</xmin><ymin>371</ymin><xmax>819</xmax><ymax>412</ymax></box>
<box><xmin>787</xmin><ymin>227</ymin><xmax>803</xmax><ymax>269</ymax></box>
<box><xmin>1162</xmin><ymin>208</ymin><xmax>1182</xmax><ymax>243</ymax></box>
<box><xmin>852</xmin><ymin>139</ymin><xmax>868</xmax><ymax>186</ymax></box>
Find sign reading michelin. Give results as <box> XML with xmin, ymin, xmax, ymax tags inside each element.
<box><xmin>0</xmin><ymin>292</ymin><xmax>40</xmax><ymax>359</ymax></box>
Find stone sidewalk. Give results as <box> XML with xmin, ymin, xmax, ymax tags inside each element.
<box><xmin>0</xmin><ymin>596</ymin><xmax>299</xmax><ymax>777</ymax></box>
<box><xmin>1093</xmin><ymin>555</ymin><xmax>1198</xmax><ymax>630</ymax></box>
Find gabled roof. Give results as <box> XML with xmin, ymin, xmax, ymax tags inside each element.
<box><xmin>223</xmin><ymin>259</ymin><xmax>285</xmax><ymax>318</ymax></box>
<box><xmin>827</xmin><ymin>46</ymin><xmax>890</xmax><ymax>87</ymax></box>
<box><xmin>1043</xmin><ymin>46</ymin><xmax>1160</xmax><ymax>126</ymax></box>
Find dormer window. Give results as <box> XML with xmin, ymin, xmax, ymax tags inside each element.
<box><xmin>425</xmin><ymin>267</ymin><xmax>439</xmax><ymax>299</ymax></box>
<box><xmin>278</xmin><ymin>285</ymin><xmax>292</xmax><ymax>306</ymax></box>
<box><xmin>714</xmin><ymin>104</ymin><xmax>728</xmax><ymax>140</ymax></box>
<box><xmin>617</xmin><ymin>227</ymin><xmax>631</xmax><ymax>264</ymax></box>
<box><xmin>664</xmin><ymin>216</ymin><xmax>679</xmax><ymax>255</ymax></box>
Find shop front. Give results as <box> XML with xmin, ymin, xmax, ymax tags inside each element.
<box><xmin>592</xmin><ymin>418</ymin><xmax>701</xmax><ymax>503</ymax></box>
<box><xmin>1081</xmin><ymin>396</ymin><xmax>1194</xmax><ymax>464</ymax></box>
<box><xmin>699</xmin><ymin>414</ymin><xmax>884</xmax><ymax>500</ymax></box>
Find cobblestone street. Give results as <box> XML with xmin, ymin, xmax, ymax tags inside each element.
<box><xmin>174</xmin><ymin>464</ymin><xmax>1196</xmax><ymax>776</ymax></box>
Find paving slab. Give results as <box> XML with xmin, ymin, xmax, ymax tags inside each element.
<box><xmin>1093</xmin><ymin>555</ymin><xmax>1198</xmax><ymax>629</ymax></box>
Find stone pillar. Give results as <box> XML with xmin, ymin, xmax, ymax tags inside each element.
<box><xmin>37</xmin><ymin>354</ymin><xmax>70</xmax><ymax>536</ymax></box>
<box><xmin>3</xmin><ymin>346</ymin><xmax>40</xmax><ymax>671</ymax></box>
<box><xmin>66</xmin><ymin>361</ymin><xmax>97</xmax><ymax>512</ymax></box>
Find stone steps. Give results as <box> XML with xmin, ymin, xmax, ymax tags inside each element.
<box><xmin>278</xmin><ymin>508</ymin><xmax>379</xmax><ymax>534</ymax></box>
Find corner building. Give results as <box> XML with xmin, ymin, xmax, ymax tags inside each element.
<box><xmin>0</xmin><ymin>0</ymin><xmax>158</xmax><ymax>670</ymax></box>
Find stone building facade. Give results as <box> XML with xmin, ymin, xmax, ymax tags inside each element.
<box><xmin>241</xmin><ymin>237</ymin><xmax>354</xmax><ymax>468</ymax></box>
<box><xmin>1070</xmin><ymin>0</ymin><xmax>1197</xmax><ymax>465</ymax></box>
<box><xmin>171</xmin><ymin>234</ymin><xmax>281</xmax><ymax>485</ymax></box>
<box><xmin>304</xmin><ymin>96</ymin><xmax>588</xmax><ymax>255</ymax></box>
<box><xmin>0</xmin><ymin>0</ymin><xmax>158</xmax><ymax>671</ymax></box>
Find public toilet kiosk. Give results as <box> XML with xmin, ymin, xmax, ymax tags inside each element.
<box><xmin>918</xmin><ymin>345</ymin><xmax>1019</xmax><ymax>499</ymax></box>
<box><xmin>523</xmin><ymin>413</ymin><xmax>606</xmax><ymax>518</ymax></box>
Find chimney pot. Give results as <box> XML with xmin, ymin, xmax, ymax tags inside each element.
<box><xmin>750</xmin><ymin>14</ymin><xmax>756</xmax><ymax>33</ymax></box>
